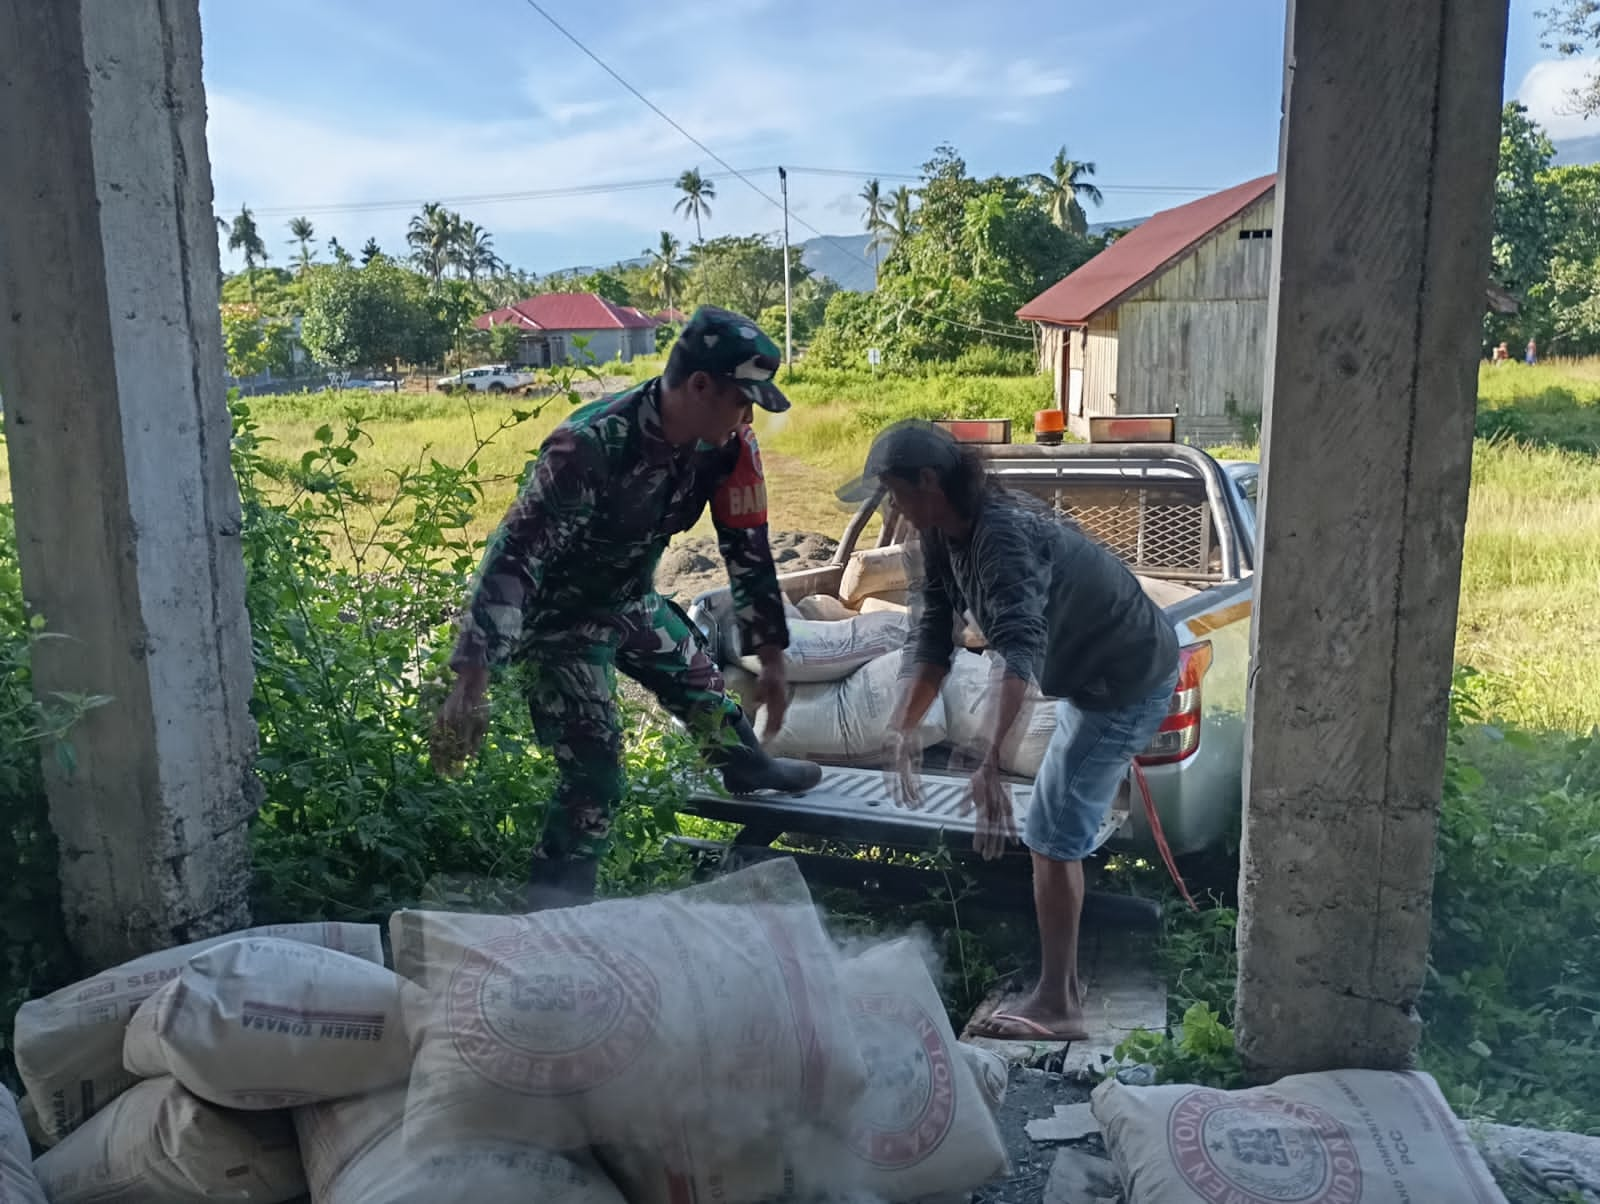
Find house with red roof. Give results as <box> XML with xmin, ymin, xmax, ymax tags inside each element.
<box><xmin>474</xmin><ymin>292</ymin><xmax>659</xmax><ymax>367</ymax></box>
<box><xmin>1019</xmin><ymin>175</ymin><xmax>1276</xmax><ymax>445</ymax></box>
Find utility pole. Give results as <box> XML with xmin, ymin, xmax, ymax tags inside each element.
<box><xmin>779</xmin><ymin>166</ymin><xmax>793</xmax><ymax>368</ymax></box>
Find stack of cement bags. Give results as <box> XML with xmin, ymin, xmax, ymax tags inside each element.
<box><xmin>9</xmin><ymin>858</ymin><xmax>1011</xmax><ymax>1204</ymax></box>
<box><xmin>1090</xmin><ymin>1068</ymin><xmax>1509</xmax><ymax>1203</ymax></box>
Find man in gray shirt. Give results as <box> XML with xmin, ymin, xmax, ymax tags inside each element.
<box><xmin>839</xmin><ymin>420</ymin><xmax>1179</xmax><ymax>1041</ymax></box>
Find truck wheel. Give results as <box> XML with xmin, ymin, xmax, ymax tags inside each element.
<box><xmin>488</xmin><ymin>382</ymin><xmax>506</xmax><ymax>393</ymax></box>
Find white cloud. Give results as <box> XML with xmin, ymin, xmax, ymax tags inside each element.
<box><xmin>1516</xmin><ymin>56</ymin><xmax>1600</xmax><ymax>140</ymax></box>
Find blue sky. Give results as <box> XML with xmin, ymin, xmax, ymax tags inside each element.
<box><xmin>199</xmin><ymin>0</ymin><xmax>1588</xmax><ymax>275</ymax></box>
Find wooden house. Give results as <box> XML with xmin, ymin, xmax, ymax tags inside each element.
<box><xmin>1019</xmin><ymin>175</ymin><xmax>1277</xmax><ymax>445</ymax></box>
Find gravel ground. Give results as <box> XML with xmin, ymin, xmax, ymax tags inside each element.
<box><xmin>982</xmin><ymin>1067</ymin><xmax>1097</xmax><ymax>1204</ymax></box>
<box><xmin>655</xmin><ymin>531</ymin><xmax>839</xmax><ymax>605</ymax></box>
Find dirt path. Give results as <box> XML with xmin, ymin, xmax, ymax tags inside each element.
<box><xmin>655</xmin><ymin>530</ymin><xmax>839</xmax><ymax>604</ymax></box>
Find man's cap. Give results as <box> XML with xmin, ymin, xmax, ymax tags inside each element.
<box><xmin>670</xmin><ymin>305</ymin><xmax>790</xmax><ymax>413</ymax></box>
<box><xmin>836</xmin><ymin>419</ymin><xmax>963</xmax><ymax>503</ymax></box>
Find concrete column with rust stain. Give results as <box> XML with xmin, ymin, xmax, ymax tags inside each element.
<box><xmin>1237</xmin><ymin>0</ymin><xmax>1509</xmax><ymax>1075</ymax></box>
<box><xmin>0</xmin><ymin>0</ymin><xmax>257</xmax><ymax>966</ymax></box>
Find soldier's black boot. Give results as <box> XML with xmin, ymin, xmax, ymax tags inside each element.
<box><xmin>709</xmin><ymin>714</ymin><xmax>823</xmax><ymax>795</ymax></box>
<box><xmin>523</xmin><ymin>854</ymin><xmax>599</xmax><ymax>912</ymax></box>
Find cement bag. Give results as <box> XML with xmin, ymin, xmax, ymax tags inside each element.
<box><xmin>395</xmin><ymin>858</ymin><xmax>867</xmax><ymax>1160</ymax></box>
<box><xmin>124</xmin><ymin>938</ymin><xmax>416</xmax><ymax>1110</ymax></box>
<box><xmin>15</xmin><ymin>921</ymin><xmax>382</xmax><ymax>1144</ymax></box>
<box><xmin>294</xmin><ymin>1087</ymin><xmax>626</xmax><ymax>1204</ymax></box>
<box><xmin>840</xmin><ymin>545</ymin><xmax>910</xmax><ymax>607</ymax></box>
<box><xmin>856</xmin><ymin>597</ymin><xmax>906</xmax><ymax>615</ymax></box>
<box><xmin>17</xmin><ymin>1092</ymin><xmax>52</xmax><ymax>1150</ymax></box>
<box><xmin>941</xmin><ymin>651</ymin><xmax>1059</xmax><ymax>777</ymax></box>
<box><xmin>959</xmin><ymin>1044</ymin><xmax>1009</xmax><ymax>1116</ymax></box>
<box><xmin>32</xmin><ymin>1076</ymin><xmax>306</xmax><ymax>1204</ymax></box>
<box><xmin>599</xmin><ymin>1132</ymin><xmax>788</xmax><ymax>1204</ymax></box>
<box><xmin>738</xmin><ymin>611</ymin><xmax>908</xmax><ymax>683</ymax></box>
<box><xmin>760</xmin><ymin>652</ymin><xmax>945</xmax><ymax>767</ymax></box>
<box><xmin>796</xmin><ymin>594</ymin><xmax>857</xmax><ymax>621</ymax></box>
<box><xmin>1</xmin><ymin>1086</ymin><xmax>47</xmax><ymax>1204</ymax></box>
<box><xmin>793</xmin><ymin>940</ymin><xmax>1008</xmax><ymax>1203</ymax></box>
<box><xmin>1092</xmin><ymin>1069</ymin><xmax>1508</xmax><ymax>1204</ymax></box>
<box><xmin>864</xmin><ymin>595</ymin><xmax>985</xmax><ymax>649</ymax></box>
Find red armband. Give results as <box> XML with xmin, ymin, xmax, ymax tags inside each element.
<box><xmin>711</xmin><ymin>425</ymin><xmax>769</xmax><ymax>529</ymax></box>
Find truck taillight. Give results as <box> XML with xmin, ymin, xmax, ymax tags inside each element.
<box><xmin>1137</xmin><ymin>641</ymin><xmax>1213</xmax><ymax>766</ymax></box>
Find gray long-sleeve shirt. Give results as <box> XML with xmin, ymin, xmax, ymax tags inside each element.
<box><xmin>910</xmin><ymin>489</ymin><xmax>1180</xmax><ymax>710</ymax></box>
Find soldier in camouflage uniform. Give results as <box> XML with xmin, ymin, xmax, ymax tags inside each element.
<box><xmin>432</xmin><ymin>306</ymin><xmax>821</xmax><ymax>907</ymax></box>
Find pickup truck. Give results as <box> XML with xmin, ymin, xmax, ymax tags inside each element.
<box><xmin>436</xmin><ymin>364</ymin><xmax>536</xmax><ymax>394</ymax></box>
<box><xmin>681</xmin><ymin>425</ymin><xmax>1258</xmax><ymax>873</ymax></box>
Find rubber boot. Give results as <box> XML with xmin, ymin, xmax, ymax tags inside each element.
<box><xmin>708</xmin><ymin>714</ymin><xmax>822</xmax><ymax>795</ymax></box>
<box><xmin>523</xmin><ymin>854</ymin><xmax>599</xmax><ymax>913</ymax></box>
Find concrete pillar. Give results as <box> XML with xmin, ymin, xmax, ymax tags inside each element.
<box><xmin>0</xmin><ymin>0</ymin><xmax>257</xmax><ymax>965</ymax></box>
<box><xmin>1236</xmin><ymin>0</ymin><xmax>1509</xmax><ymax>1076</ymax></box>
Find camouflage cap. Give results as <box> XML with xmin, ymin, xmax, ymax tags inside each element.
<box><xmin>669</xmin><ymin>305</ymin><xmax>790</xmax><ymax>413</ymax></box>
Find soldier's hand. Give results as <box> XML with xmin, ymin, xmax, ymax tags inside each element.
<box><xmin>753</xmin><ymin>646</ymin><xmax>789</xmax><ymax>739</ymax></box>
<box><xmin>431</xmin><ymin>666</ymin><xmax>491</xmax><ymax>777</ymax></box>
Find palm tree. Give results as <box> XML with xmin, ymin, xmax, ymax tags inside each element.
<box><xmin>287</xmin><ymin>216</ymin><xmax>316</xmax><ymax>274</ymax></box>
<box><xmin>359</xmin><ymin>237</ymin><xmax>382</xmax><ymax>266</ymax></box>
<box><xmin>1029</xmin><ymin>147</ymin><xmax>1104</xmax><ymax>237</ymax></box>
<box><xmin>673</xmin><ymin>168</ymin><xmax>716</xmax><ymax>243</ymax></box>
<box><xmin>407</xmin><ymin>202</ymin><xmax>459</xmax><ymax>285</ymax></box>
<box><xmin>646</xmin><ymin>231</ymin><xmax>686</xmax><ymax>311</ymax></box>
<box><xmin>327</xmin><ymin>237</ymin><xmax>353</xmax><ymax>267</ymax></box>
<box><xmin>876</xmin><ymin>186</ymin><xmax>917</xmax><ymax>258</ymax></box>
<box><xmin>454</xmin><ymin>220</ymin><xmax>498</xmax><ymax>282</ymax></box>
<box><xmin>859</xmin><ymin>179</ymin><xmax>890</xmax><ymax>274</ymax></box>
<box><xmin>226</xmin><ymin>204</ymin><xmax>268</xmax><ymax>298</ymax></box>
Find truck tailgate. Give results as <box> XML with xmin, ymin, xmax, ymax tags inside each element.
<box><xmin>684</xmin><ymin>765</ymin><xmax>1128</xmax><ymax>851</ymax></box>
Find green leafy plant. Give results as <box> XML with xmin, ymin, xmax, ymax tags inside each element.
<box><xmin>1111</xmin><ymin>1000</ymin><xmax>1245</xmax><ymax>1089</ymax></box>
<box><xmin>0</xmin><ymin>500</ymin><xmax>112</xmax><ymax>1091</ymax></box>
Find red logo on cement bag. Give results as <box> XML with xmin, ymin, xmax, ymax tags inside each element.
<box><xmin>712</xmin><ymin>426</ymin><xmax>768</xmax><ymax>529</ymax></box>
<box><xmin>845</xmin><ymin>993</ymin><xmax>956</xmax><ymax>1168</ymax></box>
<box><xmin>1168</xmin><ymin>1088</ymin><xmax>1362</xmax><ymax>1204</ymax></box>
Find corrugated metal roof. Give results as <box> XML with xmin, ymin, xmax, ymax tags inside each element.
<box><xmin>474</xmin><ymin>292</ymin><xmax>658</xmax><ymax>332</ymax></box>
<box><xmin>1017</xmin><ymin>175</ymin><xmax>1276</xmax><ymax>326</ymax></box>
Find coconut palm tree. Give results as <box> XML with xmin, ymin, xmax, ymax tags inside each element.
<box><xmin>673</xmin><ymin>168</ymin><xmax>716</xmax><ymax>244</ymax></box>
<box><xmin>359</xmin><ymin>237</ymin><xmax>383</xmax><ymax>266</ymax></box>
<box><xmin>407</xmin><ymin>202</ymin><xmax>459</xmax><ymax>285</ymax></box>
<box><xmin>454</xmin><ymin>220</ymin><xmax>499</xmax><ymax>282</ymax></box>
<box><xmin>876</xmin><ymin>186</ymin><xmax>917</xmax><ymax>258</ymax></box>
<box><xmin>859</xmin><ymin>179</ymin><xmax>890</xmax><ymax>274</ymax></box>
<box><xmin>1029</xmin><ymin>147</ymin><xmax>1104</xmax><ymax>237</ymax></box>
<box><xmin>226</xmin><ymin>204</ymin><xmax>268</xmax><ymax>298</ymax></box>
<box><xmin>287</xmin><ymin>216</ymin><xmax>316</xmax><ymax>274</ymax></box>
<box><xmin>646</xmin><ymin>231</ymin><xmax>686</xmax><ymax>312</ymax></box>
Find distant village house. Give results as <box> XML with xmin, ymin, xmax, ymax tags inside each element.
<box><xmin>475</xmin><ymin>292</ymin><xmax>658</xmax><ymax>367</ymax></box>
<box><xmin>1020</xmin><ymin>175</ymin><xmax>1277</xmax><ymax>446</ymax></box>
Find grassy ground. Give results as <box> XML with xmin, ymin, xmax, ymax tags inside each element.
<box><xmin>0</xmin><ymin>357</ymin><xmax>1589</xmax><ymax>733</ymax></box>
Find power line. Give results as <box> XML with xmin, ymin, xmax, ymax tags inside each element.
<box><xmin>514</xmin><ymin>0</ymin><xmax>1039</xmax><ymax>344</ymax></box>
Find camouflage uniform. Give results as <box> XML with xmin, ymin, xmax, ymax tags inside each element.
<box><xmin>450</xmin><ymin>307</ymin><xmax>792</xmax><ymax>869</ymax></box>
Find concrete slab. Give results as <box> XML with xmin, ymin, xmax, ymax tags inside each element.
<box><xmin>960</xmin><ymin>932</ymin><xmax>1166</xmax><ymax>1082</ymax></box>
<box><xmin>1025</xmin><ymin>1103</ymin><xmax>1099</xmax><ymax>1144</ymax></box>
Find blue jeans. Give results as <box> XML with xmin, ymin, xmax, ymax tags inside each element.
<box><xmin>1024</xmin><ymin>669</ymin><xmax>1179</xmax><ymax>862</ymax></box>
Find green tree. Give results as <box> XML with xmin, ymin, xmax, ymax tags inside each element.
<box><xmin>860</xmin><ymin>179</ymin><xmax>889</xmax><ymax>275</ymax></box>
<box><xmin>876</xmin><ymin>186</ymin><xmax>918</xmax><ymax>261</ymax></box>
<box><xmin>221</xmin><ymin>303</ymin><xmax>293</xmax><ymax>378</ymax></box>
<box><xmin>1537</xmin><ymin>163</ymin><xmax>1600</xmax><ymax>352</ymax></box>
<box><xmin>1487</xmin><ymin>102</ymin><xmax>1560</xmax><ymax>347</ymax></box>
<box><xmin>647</xmin><ymin>231</ymin><xmax>686</xmax><ymax>311</ymax></box>
<box><xmin>674</xmin><ymin>168</ymin><xmax>716</xmax><ymax>243</ymax></box>
<box><xmin>359</xmin><ymin>238</ymin><xmax>383</xmax><ymax>266</ymax></box>
<box><xmin>328</xmin><ymin>237</ymin><xmax>354</xmax><ymax>268</ymax></box>
<box><xmin>226</xmin><ymin>204</ymin><xmax>268</xmax><ymax>297</ymax></box>
<box><xmin>221</xmin><ymin>267</ymin><xmax>300</xmax><ymax>318</ymax></box>
<box><xmin>1538</xmin><ymin>0</ymin><xmax>1600</xmax><ymax>117</ymax></box>
<box><xmin>408</xmin><ymin>202</ymin><xmax>459</xmax><ymax>285</ymax></box>
<box><xmin>1029</xmin><ymin>146</ymin><xmax>1104</xmax><ymax>236</ymax></box>
<box><xmin>287</xmin><ymin>216</ymin><xmax>317</xmax><ymax>275</ymax></box>
<box><xmin>575</xmin><ymin>269</ymin><xmax>632</xmax><ymax>306</ymax></box>
<box><xmin>301</xmin><ymin>260</ymin><xmax>430</xmax><ymax>372</ymax></box>
<box><xmin>487</xmin><ymin>322</ymin><xmax>525</xmax><ymax>363</ymax></box>
<box><xmin>455</xmin><ymin>220</ymin><xmax>499</xmax><ymax>282</ymax></box>
<box><xmin>689</xmin><ymin>234</ymin><xmax>808</xmax><ymax>318</ymax></box>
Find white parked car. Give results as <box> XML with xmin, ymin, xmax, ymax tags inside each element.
<box><xmin>437</xmin><ymin>364</ymin><xmax>535</xmax><ymax>394</ymax></box>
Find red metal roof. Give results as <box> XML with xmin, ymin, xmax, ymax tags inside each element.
<box><xmin>474</xmin><ymin>292</ymin><xmax>658</xmax><ymax>332</ymax></box>
<box><xmin>1017</xmin><ymin>175</ymin><xmax>1276</xmax><ymax>326</ymax></box>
